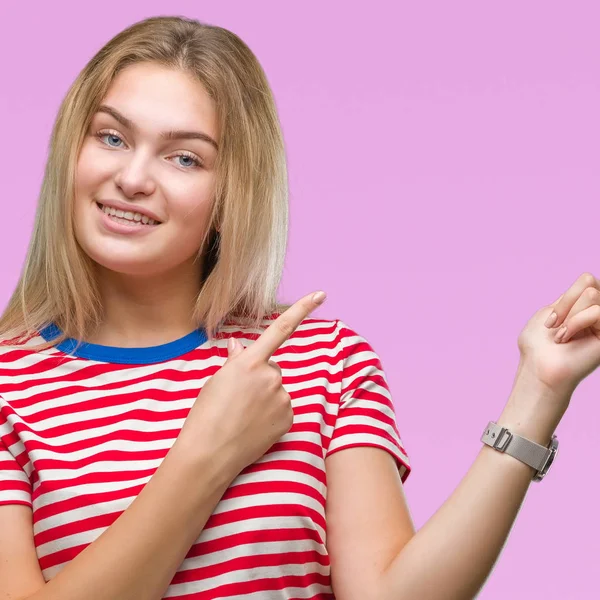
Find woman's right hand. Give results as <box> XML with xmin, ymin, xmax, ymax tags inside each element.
<box><xmin>177</xmin><ymin>291</ymin><xmax>327</xmax><ymax>476</ymax></box>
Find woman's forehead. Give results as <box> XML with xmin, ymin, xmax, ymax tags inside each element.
<box><xmin>99</xmin><ymin>63</ymin><xmax>220</xmax><ymax>142</ymax></box>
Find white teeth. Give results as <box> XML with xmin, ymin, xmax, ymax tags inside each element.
<box><xmin>100</xmin><ymin>204</ymin><xmax>158</xmax><ymax>225</ymax></box>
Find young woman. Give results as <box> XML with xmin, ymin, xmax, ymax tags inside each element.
<box><xmin>0</xmin><ymin>15</ymin><xmax>598</xmax><ymax>600</ymax></box>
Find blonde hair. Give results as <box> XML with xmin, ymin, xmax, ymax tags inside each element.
<box><xmin>0</xmin><ymin>15</ymin><xmax>291</xmax><ymax>348</ymax></box>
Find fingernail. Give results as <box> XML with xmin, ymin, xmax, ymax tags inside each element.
<box><xmin>555</xmin><ymin>326</ymin><xmax>567</xmax><ymax>342</ymax></box>
<box><xmin>545</xmin><ymin>312</ymin><xmax>558</xmax><ymax>328</ymax></box>
<box><xmin>228</xmin><ymin>337</ymin><xmax>236</xmax><ymax>352</ymax></box>
<box><xmin>312</xmin><ymin>291</ymin><xmax>326</xmax><ymax>305</ymax></box>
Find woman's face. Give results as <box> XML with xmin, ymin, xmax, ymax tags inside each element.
<box><xmin>74</xmin><ymin>62</ymin><xmax>220</xmax><ymax>277</ymax></box>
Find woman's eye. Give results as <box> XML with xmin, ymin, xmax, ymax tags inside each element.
<box><xmin>174</xmin><ymin>154</ymin><xmax>201</xmax><ymax>169</ymax></box>
<box><xmin>98</xmin><ymin>132</ymin><xmax>124</xmax><ymax>148</ymax></box>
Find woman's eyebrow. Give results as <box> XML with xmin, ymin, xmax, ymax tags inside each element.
<box><xmin>96</xmin><ymin>104</ymin><xmax>219</xmax><ymax>150</ymax></box>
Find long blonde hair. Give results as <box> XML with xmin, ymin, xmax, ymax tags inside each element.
<box><xmin>0</xmin><ymin>16</ymin><xmax>291</xmax><ymax>348</ymax></box>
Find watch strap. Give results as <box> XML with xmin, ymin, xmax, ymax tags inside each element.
<box><xmin>481</xmin><ymin>421</ymin><xmax>552</xmax><ymax>473</ymax></box>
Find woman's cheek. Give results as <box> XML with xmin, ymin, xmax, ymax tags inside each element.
<box><xmin>80</xmin><ymin>140</ymin><xmax>122</xmax><ymax>184</ymax></box>
<box><xmin>76</xmin><ymin>143</ymin><xmax>103</xmax><ymax>191</ymax></box>
<box><xmin>181</xmin><ymin>197</ymin><xmax>210</xmax><ymax>221</ymax></box>
<box><xmin>170</xmin><ymin>177</ymin><xmax>215</xmax><ymax>220</ymax></box>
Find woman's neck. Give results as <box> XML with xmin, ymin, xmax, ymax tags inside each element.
<box><xmin>87</xmin><ymin>261</ymin><xmax>203</xmax><ymax>348</ymax></box>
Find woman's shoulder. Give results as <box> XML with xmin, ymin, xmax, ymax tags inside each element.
<box><xmin>0</xmin><ymin>330</ymin><xmax>57</xmax><ymax>362</ymax></box>
<box><xmin>218</xmin><ymin>312</ymin><xmax>371</xmax><ymax>357</ymax></box>
<box><xmin>220</xmin><ymin>312</ymin><xmax>348</xmax><ymax>338</ymax></box>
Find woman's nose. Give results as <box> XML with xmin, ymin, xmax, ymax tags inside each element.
<box><xmin>114</xmin><ymin>154</ymin><xmax>157</xmax><ymax>198</ymax></box>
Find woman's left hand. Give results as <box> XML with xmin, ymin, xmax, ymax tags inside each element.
<box><xmin>517</xmin><ymin>272</ymin><xmax>600</xmax><ymax>401</ymax></box>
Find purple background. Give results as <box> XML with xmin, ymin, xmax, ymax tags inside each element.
<box><xmin>1</xmin><ymin>1</ymin><xmax>599</xmax><ymax>597</ymax></box>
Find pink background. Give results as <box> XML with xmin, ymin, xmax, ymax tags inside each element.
<box><xmin>1</xmin><ymin>1</ymin><xmax>599</xmax><ymax>597</ymax></box>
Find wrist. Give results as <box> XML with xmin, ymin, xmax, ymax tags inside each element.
<box><xmin>497</xmin><ymin>368</ymin><xmax>571</xmax><ymax>446</ymax></box>
<box><xmin>170</xmin><ymin>433</ymin><xmax>240</xmax><ymax>489</ymax></box>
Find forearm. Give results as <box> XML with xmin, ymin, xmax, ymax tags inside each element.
<box><xmin>379</xmin><ymin>375</ymin><xmax>570</xmax><ymax>600</ymax></box>
<box><xmin>24</xmin><ymin>436</ymin><xmax>236</xmax><ymax>600</ymax></box>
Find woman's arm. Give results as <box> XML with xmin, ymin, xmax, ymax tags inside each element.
<box><xmin>21</xmin><ymin>436</ymin><xmax>237</xmax><ymax>600</ymax></box>
<box><xmin>12</xmin><ymin>295</ymin><xmax>323</xmax><ymax>600</ymax></box>
<box><xmin>328</xmin><ymin>273</ymin><xmax>600</xmax><ymax>600</ymax></box>
<box><xmin>326</xmin><ymin>375</ymin><xmax>568</xmax><ymax>600</ymax></box>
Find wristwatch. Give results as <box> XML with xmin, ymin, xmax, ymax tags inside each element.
<box><xmin>481</xmin><ymin>421</ymin><xmax>559</xmax><ymax>482</ymax></box>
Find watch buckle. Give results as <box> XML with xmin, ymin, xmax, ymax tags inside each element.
<box><xmin>533</xmin><ymin>435</ymin><xmax>559</xmax><ymax>482</ymax></box>
<box><xmin>493</xmin><ymin>427</ymin><xmax>513</xmax><ymax>452</ymax></box>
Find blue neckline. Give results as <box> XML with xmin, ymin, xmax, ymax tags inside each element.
<box><xmin>39</xmin><ymin>323</ymin><xmax>208</xmax><ymax>365</ymax></box>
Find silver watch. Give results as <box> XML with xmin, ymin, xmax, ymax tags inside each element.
<box><xmin>481</xmin><ymin>421</ymin><xmax>559</xmax><ymax>482</ymax></box>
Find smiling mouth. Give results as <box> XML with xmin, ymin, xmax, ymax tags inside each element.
<box><xmin>96</xmin><ymin>202</ymin><xmax>161</xmax><ymax>226</ymax></box>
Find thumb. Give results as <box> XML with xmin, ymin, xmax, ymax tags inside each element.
<box><xmin>226</xmin><ymin>336</ymin><xmax>244</xmax><ymax>361</ymax></box>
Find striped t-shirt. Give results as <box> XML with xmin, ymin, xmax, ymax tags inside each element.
<box><xmin>0</xmin><ymin>315</ymin><xmax>411</xmax><ymax>599</ymax></box>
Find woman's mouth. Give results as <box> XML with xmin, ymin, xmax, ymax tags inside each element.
<box><xmin>96</xmin><ymin>202</ymin><xmax>161</xmax><ymax>226</ymax></box>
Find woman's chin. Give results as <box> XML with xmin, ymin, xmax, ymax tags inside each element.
<box><xmin>75</xmin><ymin>231</ymin><xmax>202</xmax><ymax>278</ymax></box>
<box><xmin>90</xmin><ymin>254</ymin><xmax>166</xmax><ymax>278</ymax></box>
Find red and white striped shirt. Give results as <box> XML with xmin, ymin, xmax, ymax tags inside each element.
<box><xmin>0</xmin><ymin>316</ymin><xmax>411</xmax><ymax>599</ymax></box>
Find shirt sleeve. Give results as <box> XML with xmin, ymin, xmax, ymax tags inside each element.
<box><xmin>0</xmin><ymin>398</ymin><xmax>33</xmax><ymax>508</ymax></box>
<box><xmin>325</xmin><ymin>320</ymin><xmax>411</xmax><ymax>483</ymax></box>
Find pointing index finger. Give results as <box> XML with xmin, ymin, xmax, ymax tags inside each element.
<box><xmin>248</xmin><ymin>291</ymin><xmax>326</xmax><ymax>361</ymax></box>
